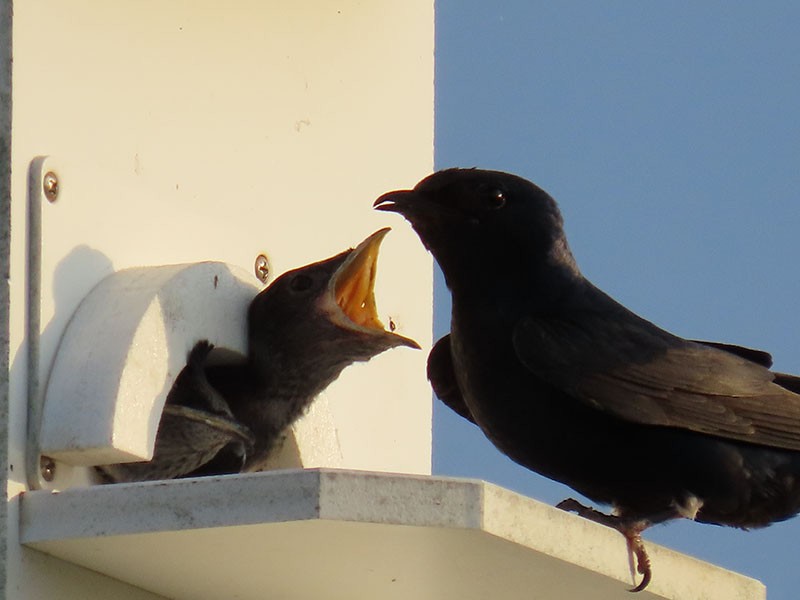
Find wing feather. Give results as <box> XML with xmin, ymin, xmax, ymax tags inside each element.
<box><xmin>513</xmin><ymin>313</ymin><xmax>800</xmax><ymax>450</ymax></box>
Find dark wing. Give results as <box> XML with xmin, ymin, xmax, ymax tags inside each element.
<box><xmin>167</xmin><ymin>340</ymin><xmax>235</xmax><ymax>417</ymax></box>
<box><xmin>427</xmin><ymin>335</ymin><xmax>477</xmax><ymax>425</ymax></box>
<box><xmin>513</xmin><ymin>313</ymin><xmax>800</xmax><ymax>451</ymax></box>
<box><xmin>694</xmin><ymin>340</ymin><xmax>773</xmax><ymax>368</ymax></box>
<box><xmin>693</xmin><ymin>341</ymin><xmax>800</xmax><ymax>397</ymax></box>
<box><xmin>163</xmin><ymin>341</ymin><xmax>253</xmax><ymax>478</ymax></box>
<box><xmin>773</xmin><ymin>372</ymin><xmax>800</xmax><ymax>396</ymax></box>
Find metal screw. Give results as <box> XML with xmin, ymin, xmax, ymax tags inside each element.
<box><xmin>40</xmin><ymin>456</ymin><xmax>56</xmax><ymax>482</ymax></box>
<box><xmin>254</xmin><ymin>254</ymin><xmax>270</xmax><ymax>284</ymax></box>
<box><xmin>43</xmin><ymin>171</ymin><xmax>59</xmax><ymax>202</ymax></box>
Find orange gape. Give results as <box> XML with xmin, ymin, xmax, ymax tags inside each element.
<box><xmin>335</xmin><ymin>236</ymin><xmax>384</xmax><ymax>330</ymax></box>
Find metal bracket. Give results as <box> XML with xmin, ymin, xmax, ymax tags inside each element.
<box><xmin>25</xmin><ymin>156</ymin><xmax>56</xmax><ymax>490</ymax></box>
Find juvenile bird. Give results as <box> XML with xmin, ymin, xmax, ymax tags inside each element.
<box><xmin>205</xmin><ymin>227</ymin><xmax>419</xmax><ymax>472</ymax></box>
<box><xmin>375</xmin><ymin>168</ymin><xmax>800</xmax><ymax>591</ymax></box>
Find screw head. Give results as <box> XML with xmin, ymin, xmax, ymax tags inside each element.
<box><xmin>43</xmin><ymin>171</ymin><xmax>59</xmax><ymax>202</ymax></box>
<box><xmin>254</xmin><ymin>254</ymin><xmax>271</xmax><ymax>284</ymax></box>
<box><xmin>40</xmin><ymin>456</ymin><xmax>56</xmax><ymax>482</ymax></box>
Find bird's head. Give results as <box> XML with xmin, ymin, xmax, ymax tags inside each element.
<box><xmin>247</xmin><ymin>229</ymin><xmax>419</xmax><ymax>386</ymax></box>
<box><xmin>374</xmin><ymin>168</ymin><xmax>579</xmax><ymax>293</ymax></box>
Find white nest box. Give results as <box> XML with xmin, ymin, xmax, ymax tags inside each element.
<box><xmin>40</xmin><ymin>262</ymin><xmax>258</xmax><ymax>466</ymax></box>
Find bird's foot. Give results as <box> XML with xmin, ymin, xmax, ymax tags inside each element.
<box><xmin>557</xmin><ymin>498</ymin><xmax>652</xmax><ymax>592</ymax></box>
<box><xmin>556</xmin><ymin>498</ymin><xmax>621</xmax><ymax>527</ymax></box>
<box><xmin>626</xmin><ymin>531</ymin><xmax>651</xmax><ymax>593</ymax></box>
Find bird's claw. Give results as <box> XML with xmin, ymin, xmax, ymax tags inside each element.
<box><xmin>556</xmin><ymin>498</ymin><xmax>653</xmax><ymax>592</ymax></box>
<box><xmin>627</xmin><ymin>533</ymin><xmax>652</xmax><ymax>593</ymax></box>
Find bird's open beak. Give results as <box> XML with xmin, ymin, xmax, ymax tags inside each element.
<box><xmin>329</xmin><ymin>228</ymin><xmax>420</xmax><ymax>349</ymax></box>
<box><xmin>373</xmin><ymin>190</ymin><xmax>417</xmax><ymax>215</ymax></box>
<box><xmin>334</xmin><ymin>229</ymin><xmax>387</xmax><ymax>330</ymax></box>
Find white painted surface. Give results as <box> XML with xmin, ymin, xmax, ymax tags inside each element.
<box><xmin>21</xmin><ymin>469</ymin><xmax>766</xmax><ymax>600</ymax></box>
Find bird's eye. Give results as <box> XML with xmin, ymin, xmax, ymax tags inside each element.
<box><xmin>290</xmin><ymin>274</ymin><xmax>314</xmax><ymax>292</ymax></box>
<box><xmin>488</xmin><ymin>189</ymin><xmax>506</xmax><ymax>209</ymax></box>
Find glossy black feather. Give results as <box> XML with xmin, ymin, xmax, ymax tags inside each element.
<box><xmin>428</xmin><ymin>335</ymin><xmax>476</xmax><ymax>425</ymax></box>
<box><xmin>513</xmin><ymin>312</ymin><xmax>800</xmax><ymax>449</ymax></box>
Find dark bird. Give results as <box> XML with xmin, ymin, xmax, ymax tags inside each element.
<box><xmin>204</xmin><ymin>227</ymin><xmax>419</xmax><ymax>473</ymax></box>
<box><xmin>375</xmin><ymin>168</ymin><xmax>800</xmax><ymax>591</ymax></box>
<box><xmin>99</xmin><ymin>229</ymin><xmax>419</xmax><ymax>481</ymax></box>
<box><xmin>96</xmin><ymin>340</ymin><xmax>255</xmax><ymax>483</ymax></box>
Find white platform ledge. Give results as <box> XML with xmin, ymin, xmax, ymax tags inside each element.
<box><xmin>19</xmin><ymin>469</ymin><xmax>765</xmax><ymax>600</ymax></box>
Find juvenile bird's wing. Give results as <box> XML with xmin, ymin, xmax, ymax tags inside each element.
<box><xmin>427</xmin><ymin>335</ymin><xmax>477</xmax><ymax>425</ymax></box>
<box><xmin>513</xmin><ymin>313</ymin><xmax>800</xmax><ymax>451</ymax></box>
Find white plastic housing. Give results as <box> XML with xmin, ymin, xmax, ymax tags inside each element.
<box><xmin>40</xmin><ymin>262</ymin><xmax>258</xmax><ymax>466</ymax></box>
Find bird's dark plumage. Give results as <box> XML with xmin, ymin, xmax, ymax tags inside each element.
<box><xmin>96</xmin><ymin>341</ymin><xmax>255</xmax><ymax>483</ymax></box>
<box><xmin>205</xmin><ymin>228</ymin><xmax>419</xmax><ymax>472</ymax></box>
<box><xmin>376</xmin><ymin>168</ymin><xmax>800</xmax><ymax>590</ymax></box>
<box><xmin>99</xmin><ymin>229</ymin><xmax>418</xmax><ymax>481</ymax></box>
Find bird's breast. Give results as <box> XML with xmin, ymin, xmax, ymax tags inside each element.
<box><xmin>449</xmin><ymin>308</ymin><xmax>566</xmax><ymax>455</ymax></box>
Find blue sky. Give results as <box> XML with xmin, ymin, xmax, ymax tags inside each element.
<box><xmin>431</xmin><ymin>3</ymin><xmax>800</xmax><ymax>598</ymax></box>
